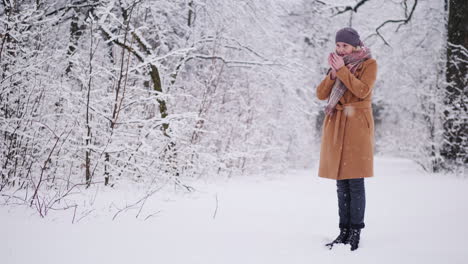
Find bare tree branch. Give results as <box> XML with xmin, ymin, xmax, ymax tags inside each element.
<box><xmin>333</xmin><ymin>0</ymin><xmax>371</xmax><ymax>16</ymax></box>
<box><xmin>368</xmin><ymin>0</ymin><xmax>419</xmax><ymax>46</ymax></box>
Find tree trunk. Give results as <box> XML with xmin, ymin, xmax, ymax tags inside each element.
<box><xmin>442</xmin><ymin>0</ymin><xmax>468</xmax><ymax>167</ymax></box>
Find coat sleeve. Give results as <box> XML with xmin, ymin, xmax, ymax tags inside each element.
<box><xmin>335</xmin><ymin>59</ymin><xmax>377</xmax><ymax>99</ymax></box>
<box><xmin>316</xmin><ymin>70</ymin><xmax>336</xmax><ymax>100</ymax></box>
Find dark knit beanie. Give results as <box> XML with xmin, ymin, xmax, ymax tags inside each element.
<box><xmin>335</xmin><ymin>27</ymin><xmax>361</xmax><ymax>47</ymax></box>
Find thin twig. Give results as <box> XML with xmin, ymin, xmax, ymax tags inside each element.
<box><xmin>112</xmin><ymin>183</ymin><xmax>166</xmax><ymax>221</ymax></box>
<box><xmin>212</xmin><ymin>193</ymin><xmax>219</xmax><ymax>219</ymax></box>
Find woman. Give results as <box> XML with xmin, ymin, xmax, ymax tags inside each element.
<box><xmin>316</xmin><ymin>27</ymin><xmax>377</xmax><ymax>251</ymax></box>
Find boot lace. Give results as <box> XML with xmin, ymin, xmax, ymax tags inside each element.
<box><xmin>347</xmin><ymin>228</ymin><xmax>361</xmax><ymax>245</ymax></box>
<box><xmin>334</xmin><ymin>228</ymin><xmax>349</xmax><ymax>243</ymax></box>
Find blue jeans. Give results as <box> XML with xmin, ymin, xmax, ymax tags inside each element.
<box><xmin>337</xmin><ymin>178</ymin><xmax>366</xmax><ymax>229</ymax></box>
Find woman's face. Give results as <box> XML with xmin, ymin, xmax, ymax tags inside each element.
<box><xmin>335</xmin><ymin>42</ymin><xmax>354</xmax><ymax>56</ymax></box>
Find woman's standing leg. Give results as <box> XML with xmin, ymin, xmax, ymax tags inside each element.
<box><xmin>348</xmin><ymin>178</ymin><xmax>366</xmax><ymax>229</ymax></box>
<box><xmin>337</xmin><ymin>179</ymin><xmax>352</xmax><ymax>228</ymax></box>
<box><xmin>326</xmin><ymin>179</ymin><xmax>352</xmax><ymax>248</ymax></box>
<box><xmin>346</xmin><ymin>178</ymin><xmax>366</xmax><ymax>251</ymax></box>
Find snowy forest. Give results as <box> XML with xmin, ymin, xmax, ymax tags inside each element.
<box><xmin>1</xmin><ymin>0</ymin><xmax>465</xmax><ymax>210</ymax></box>
<box><xmin>1</xmin><ymin>0</ymin><xmax>467</xmax><ymax>263</ymax></box>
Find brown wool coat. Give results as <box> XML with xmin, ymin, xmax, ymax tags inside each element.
<box><xmin>316</xmin><ymin>58</ymin><xmax>377</xmax><ymax>180</ymax></box>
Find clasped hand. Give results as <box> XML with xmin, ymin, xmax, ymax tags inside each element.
<box><xmin>328</xmin><ymin>53</ymin><xmax>345</xmax><ymax>79</ymax></box>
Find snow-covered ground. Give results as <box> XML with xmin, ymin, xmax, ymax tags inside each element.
<box><xmin>1</xmin><ymin>156</ymin><xmax>467</xmax><ymax>264</ymax></box>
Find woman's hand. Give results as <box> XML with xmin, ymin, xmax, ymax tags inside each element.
<box><xmin>330</xmin><ymin>53</ymin><xmax>345</xmax><ymax>71</ymax></box>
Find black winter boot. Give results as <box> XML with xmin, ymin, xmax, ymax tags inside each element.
<box><xmin>325</xmin><ymin>228</ymin><xmax>349</xmax><ymax>249</ymax></box>
<box><xmin>345</xmin><ymin>228</ymin><xmax>361</xmax><ymax>251</ymax></box>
